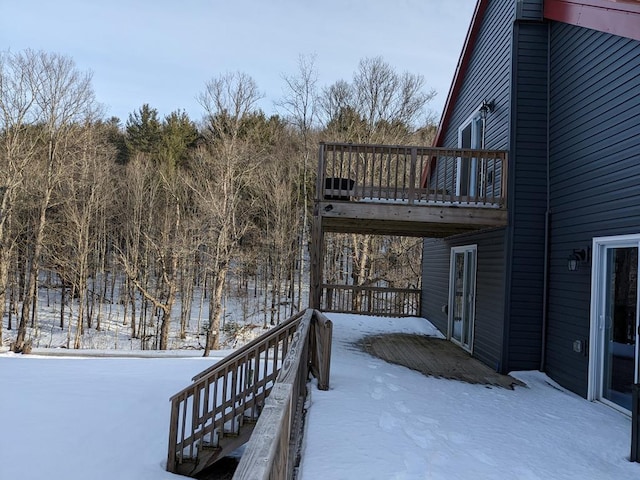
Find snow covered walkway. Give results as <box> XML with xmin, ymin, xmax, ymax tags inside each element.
<box><xmin>298</xmin><ymin>314</ymin><xmax>637</xmax><ymax>480</ymax></box>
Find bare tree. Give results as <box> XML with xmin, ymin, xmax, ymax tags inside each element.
<box><xmin>195</xmin><ymin>72</ymin><xmax>262</xmax><ymax>354</ymax></box>
<box><xmin>50</xmin><ymin>123</ymin><xmax>115</xmax><ymax>348</ymax></box>
<box><xmin>13</xmin><ymin>51</ymin><xmax>98</xmax><ymax>352</ymax></box>
<box><xmin>0</xmin><ymin>50</ymin><xmax>42</xmax><ymax>345</ymax></box>
<box><xmin>277</xmin><ymin>54</ymin><xmax>319</xmax><ymax>312</ymax></box>
<box><xmin>318</xmin><ymin>57</ymin><xmax>435</xmax><ymax>304</ymax></box>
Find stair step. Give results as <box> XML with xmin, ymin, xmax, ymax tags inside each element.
<box><xmin>200</xmin><ymin>442</ymin><xmax>221</xmax><ymax>452</ymax></box>
<box><xmin>178</xmin><ymin>455</ymin><xmax>198</xmax><ymax>464</ymax></box>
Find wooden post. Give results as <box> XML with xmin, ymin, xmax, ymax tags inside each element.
<box><xmin>166</xmin><ymin>397</ymin><xmax>180</xmax><ymax>473</ymax></box>
<box><xmin>408</xmin><ymin>147</ymin><xmax>417</xmax><ymax>205</ymax></box>
<box><xmin>309</xmin><ymin>212</ymin><xmax>323</xmax><ymax>310</ymax></box>
<box><xmin>309</xmin><ymin>144</ymin><xmax>325</xmax><ymax>310</ymax></box>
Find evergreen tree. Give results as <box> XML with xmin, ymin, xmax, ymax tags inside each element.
<box><xmin>125</xmin><ymin>104</ymin><xmax>162</xmax><ymax>159</ymax></box>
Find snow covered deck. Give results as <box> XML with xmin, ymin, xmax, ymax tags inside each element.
<box><xmin>298</xmin><ymin>314</ymin><xmax>636</xmax><ymax>479</ymax></box>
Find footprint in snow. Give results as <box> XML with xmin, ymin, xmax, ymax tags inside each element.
<box><xmin>404</xmin><ymin>425</ymin><xmax>432</xmax><ymax>449</ymax></box>
<box><xmin>470</xmin><ymin>450</ymin><xmax>498</xmax><ymax>467</ymax></box>
<box><xmin>378</xmin><ymin>411</ymin><xmax>400</xmax><ymax>431</ymax></box>
<box><xmin>387</xmin><ymin>383</ymin><xmax>400</xmax><ymax>392</ymax></box>
<box><xmin>394</xmin><ymin>401</ymin><xmax>411</xmax><ymax>414</ymax></box>
<box><xmin>371</xmin><ymin>386</ymin><xmax>384</xmax><ymax>400</ymax></box>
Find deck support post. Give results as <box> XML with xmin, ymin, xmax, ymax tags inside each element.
<box><xmin>309</xmin><ymin>212</ymin><xmax>324</xmax><ymax>310</ymax></box>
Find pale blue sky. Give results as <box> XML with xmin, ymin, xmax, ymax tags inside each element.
<box><xmin>2</xmin><ymin>0</ymin><xmax>477</xmax><ymax>124</ymax></box>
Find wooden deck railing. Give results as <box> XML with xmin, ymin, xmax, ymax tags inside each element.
<box><xmin>318</xmin><ymin>142</ymin><xmax>508</xmax><ymax>208</ymax></box>
<box><xmin>167</xmin><ymin>309</ymin><xmax>332</xmax><ymax>478</ymax></box>
<box><xmin>321</xmin><ymin>284</ymin><xmax>421</xmax><ymax>317</ymax></box>
<box><xmin>234</xmin><ymin>310</ymin><xmax>332</xmax><ymax>480</ymax></box>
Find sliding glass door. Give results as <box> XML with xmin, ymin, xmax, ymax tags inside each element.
<box><xmin>449</xmin><ymin>245</ymin><xmax>477</xmax><ymax>352</ymax></box>
<box><xmin>590</xmin><ymin>236</ymin><xmax>640</xmax><ymax>412</ymax></box>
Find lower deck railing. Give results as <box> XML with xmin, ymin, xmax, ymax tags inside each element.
<box><xmin>320</xmin><ymin>284</ymin><xmax>421</xmax><ymax>317</ymax></box>
<box><xmin>167</xmin><ymin>309</ymin><xmax>332</xmax><ymax>479</ymax></box>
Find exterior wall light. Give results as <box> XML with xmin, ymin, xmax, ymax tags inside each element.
<box><xmin>567</xmin><ymin>248</ymin><xmax>588</xmax><ymax>272</ymax></box>
<box><xmin>479</xmin><ymin>100</ymin><xmax>495</xmax><ymax>120</ymax></box>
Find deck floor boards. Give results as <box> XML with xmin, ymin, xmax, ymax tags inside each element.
<box><xmin>360</xmin><ymin>333</ymin><xmax>524</xmax><ymax>390</ymax></box>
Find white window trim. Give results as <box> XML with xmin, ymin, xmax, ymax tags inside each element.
<box><xmin>588</xmin><ymin>233</ymin><xmax>640</xmax><ymax>415</ymax></box>
<box><xmin>456</xmin><ymin>111</ymin><xmax>483</xmax><ymax>196</ymax></box>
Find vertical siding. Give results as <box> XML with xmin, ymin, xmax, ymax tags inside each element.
<box><xmin>503</xmin><ymin>19</ymin><xmax>548</xmax><ymax>372</ymax></box>
<box><xmin>546</xmin><ymin>23</ymin><xmax>640</xmax><ymax>396</ymax></box>
<box><xmin>421</xmin><ymin>238</ymin><xmax>450</xmax><ymax>335</ymax></box>
<box><xmin>422</xmin><ymin>229</ymin><xmax>507</xmax><ymax>370</ymax></box>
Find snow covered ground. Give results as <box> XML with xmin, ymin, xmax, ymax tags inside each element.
<box><xmin>0</xmin><ymin>313</ymin><xmax>637</xmax><ymax>480</ymax></box>
<box><xmin>299</xmin><ymin>314</ymin><xmax>637</xmax><ymax>480</ymax></box>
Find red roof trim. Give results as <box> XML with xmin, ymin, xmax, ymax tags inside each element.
<box><xmin>431</xmin><ymin>0</ymin><xmax>489</xmax><ymax>149</ymax></box>
<box><xmin>544</xmin><ymin>0</ymin><xmax>640</xmax><ymax>41</ymax></box>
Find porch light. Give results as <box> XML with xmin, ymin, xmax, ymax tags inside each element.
<box><xmin>479</xmin><ymin>100</ymin><xmax>494</xmax><ymax>120</ymax></box>
<box><xmin>567</xmin><ymin>249</ymin><xmax>587</xmax><ymax>272</ymax></box>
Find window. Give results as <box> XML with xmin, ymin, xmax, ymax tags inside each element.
<box><xmin>456</xmin><ymin>111</ymin><xmax>493</xmax><ymax>199</ymax></box>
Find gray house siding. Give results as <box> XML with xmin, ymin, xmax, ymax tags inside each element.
<box><xmin>422</xmin><ymin>229</ymin><xmax>507</xmax><ymax>370</ymax></box>
<box><xmin>440</xmin><ymin>0</ymin><xmax>513</xmax><ymax>150</ymax></box>
<box><xmin>545</xmin><ymin>22</ymin><xmax>640</xmax><ymax>396</ymax></box>
<box><xmin>424</xmin><ymin>0</ymin><xmax>554</xmax><ymax>373</ymax></box>
<box><xmin>422</xmin><ymin>0</ymin><xmax>514</xmax><ymax>369</ymax></box>
<box><xmin>421</xmin><ymin>239</ymin><xmax>450</xmax><ymax>335</ymax></box>
<box><xmin>503</xmin><ymin>18</ymin><xmax>548</xmax><ymax>372</ymax></box>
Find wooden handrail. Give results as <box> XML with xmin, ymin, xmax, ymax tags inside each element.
<box><xmin>188</xmin><ymin>310</ymin><xmax>307</xmax><ymax>385</ymax></box>
<box><xmin>234</xmin><ymin>310</ymin><xmax>332</xmax><ymax>480</ymax></box>
<box><xmin>318</xmin><ymin>142</ymin><xmax>508</xmax><ymax>208</ymax></box>
<box><xmin>167</xmin><ymin>310</ymin><xmax>307</xmax><ymax>474</ymax></box>
<box><xmin>167</xmin><ymin>309</ymin><xmax>333</xmax><ymax>478</ymax></box>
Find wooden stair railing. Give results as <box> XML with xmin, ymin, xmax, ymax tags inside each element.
<box><xmin>234</xmin><ymin>309</ymin><xmax>333</xmax><ymax>480</ymax></box>
<box><xmin>167</xmin><ymin>309</ymin><xmax>332</xmax><ymax>478</ymax></box>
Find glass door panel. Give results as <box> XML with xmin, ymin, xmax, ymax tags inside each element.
<box><xmin>452</xmin><ymin>252</ymin><xmax>465</xmax><ymax>343</ymax></box>
<box><xmin>602</xmin><ymin>246</ymin><xmax>638</xmax><ymax>410</ymax></box>
<box><xmin>449</xmin><ymin>246</ymin><xmax>476</xmax><ymax>351</ymax></box>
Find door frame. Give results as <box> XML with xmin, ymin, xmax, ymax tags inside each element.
<box><xmin>448</xmin><ymin>244</ymin><xmax>478</xmax><ymax>353</ymax></box>
<box><xmin>588</xmin><ymin>233</ymin><xmax>640</xmax><ymax>413</ymax></box>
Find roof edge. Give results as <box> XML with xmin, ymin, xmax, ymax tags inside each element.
<box><xmin>544</xmin><ymin>0</ymin><xmax>640</xmax><ymax>41</ymax></box>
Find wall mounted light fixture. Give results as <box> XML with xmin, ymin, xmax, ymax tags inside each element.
<box><xmin>479</xmin><ymin>99</ymin><xmax>495</xmax><ymax>120</ymax></box>
<box><xmin>567</xmin><ymin>248</ymin><xmax>588</xmax><ymax>272</ymax></box>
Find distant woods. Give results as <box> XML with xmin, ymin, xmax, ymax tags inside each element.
<box><xmin>0</xmin><ymin>50</ymin><xmax>436</xmax><ymax>353</ymax></box>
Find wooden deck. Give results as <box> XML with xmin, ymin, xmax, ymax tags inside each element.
<box><xmin>315</xmin><ymin>142</ymin><xmax>509</xmax><ymax>237</ymax></box>
<box><xmin>317</xmin><ymin>200</ymin><xmax>507</xmax><ymax>237</ymax></box>
<box><xmin>310</xmin><ymin>142</ymin><xmax>509</xmax><ymax>309</ymax></box>
<box><xmin>360</xmin><ymin>333</ymin><xmax>524</xmax><ymax>389</ymax></box>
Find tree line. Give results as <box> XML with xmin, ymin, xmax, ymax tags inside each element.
<box><xmin>0</xmin><ymin>50</ymin><xmax>436</xmax><ymax>354</ymax></box>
